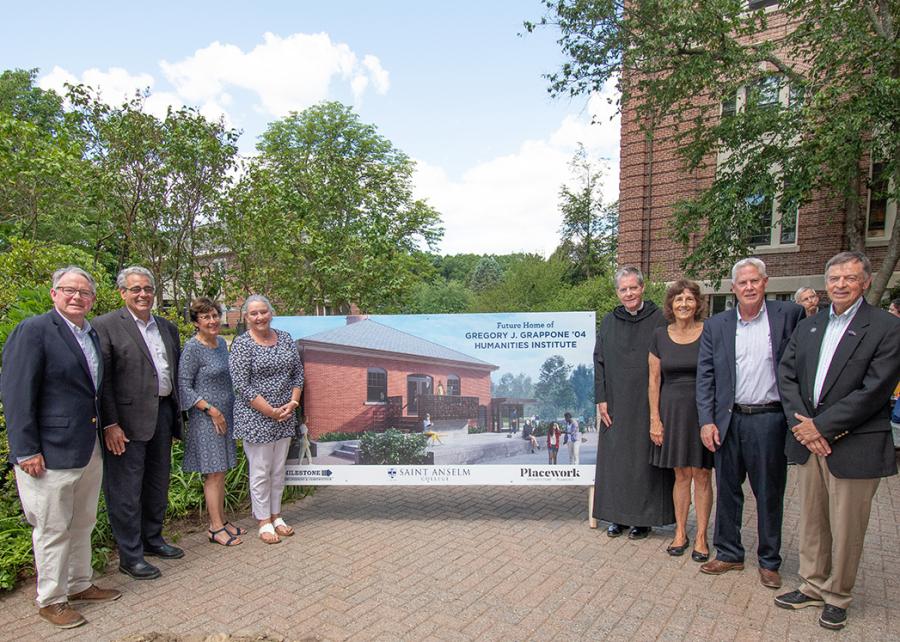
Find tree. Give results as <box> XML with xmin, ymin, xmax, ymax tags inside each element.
<box><xmin>468</xmin><ymin>256</ymin><xmax>503</xmax><ymax>291</ymax></box>
<box><xmin>558</xmin><ymin>143</ymin><xmax>617</xmax><ymax>281</ymax></box>
<box><xmin>225</xmin><ymin>101</ymin><xmax>443</xmax><ymax>313</ymax></box>
<box><xmin>473</xmin><ymin>254</ymin><xmax>570</xmax><ymax>312</ymax></box>
<box><xmin>533</xmin><ymin>355</ymin><xmax>576</xmax><ymax>421</ymax></box>
<box><xmin>569</xmin><ymin>364</ymin><xmax>595</xmax><ymax>421</ymax></box>
<box><xmin>492</xmin><ymin>372</ymin><xmax>535</xmax><ymax>399</ymax></box>
<box><xmin>405</xmin><ymin>279</ymin><xmax>473</xmax><ymax>314</ymax></box>
<box><xmin>529</xmin><ymin>1</ymin><xmax>900</xmax><ymax>302</ymax></box>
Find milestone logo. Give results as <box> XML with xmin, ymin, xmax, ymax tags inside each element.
<box><xmin>285</xmin><ymin>468</ymin><xmax>333</xmax><ymax>479</ymax></box>
<box><xmin>391</xmin><ymin>466</ymin><xmax>473</xmax><ymax>483</ymax></box>
<box><xmin>519</xmin><ymin>467</ymin><xmax>581</xmax><ymax>479</ymax></box>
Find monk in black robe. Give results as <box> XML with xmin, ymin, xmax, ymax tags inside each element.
<box><xmin>593</xmin><ymin>267</ymin><xmax>675</xmax><ymax>538</ymax></box>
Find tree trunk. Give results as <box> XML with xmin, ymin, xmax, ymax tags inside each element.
<box><xmin>842</xmin><ymin>168</ymin><xmax>865</xmax><ymax>254</ymax></box>
<box><xmin>866</xmin><ymin>164</ymin><xmax>900</xmax><ymax>304</ymax></box>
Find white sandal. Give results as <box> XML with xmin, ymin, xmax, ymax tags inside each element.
<box><xmin>258</xmin><ymin>522</ymin><xmax>281</xmax><ymax>544</ymax></box>
<box><xmin>272</xmin><ymin>517</ymin><xmax>294</xmax><ymax>537</ymax></box>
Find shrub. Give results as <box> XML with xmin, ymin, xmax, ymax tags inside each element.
<box><xmin>467</xmin><ymin>425</ymin><xmax>487</xmax><ymax>434</ymax></box>
<box><xmin>358</xmin><ymin>429</ymin><xmax>428</xmax><ymax>465</ymax></box>
<box><xmin>315</xmin><ymin>431</ymin><xmax>363</xmax><ymax>443</ymax></box>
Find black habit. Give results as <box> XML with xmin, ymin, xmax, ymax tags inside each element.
<box><xmin>592</xmin><ymin>301</ymin><xmax>675</xmax><ymax>526</ymax></box>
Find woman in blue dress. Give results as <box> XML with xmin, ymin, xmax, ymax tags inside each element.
<box><xmin>179</xmin><ymin>297</ymin><xmax>242</xmax><ymax>546</ymax></box>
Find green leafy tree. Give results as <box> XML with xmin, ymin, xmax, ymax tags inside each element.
<box><xmin>533</xmin><ymin>355</ymin><xmax>576</xmax><ymax>421</ymax></box>
<box><xmin>492</xmin><ymin>372</ymin><xmax>535</xmax><ymax>399</ymax></box>
<box><xmin>474</xmin><ymin>254</ymin><xmax>570</xmax><ymax>312</ymax></box>
<box><xmin>468</xmin><ymin>256</ymin><xmax>504</xmax><ymax>291</ymax></box>
<box><xmin>558</xmin><ymin>143</ymin><xmax>618</xmax><ymax>281</ymax></box>
<box><xmin>227</xmin><ymin>101</ymin><xmax>443</xmax><ymax>314</ymax></box>
<box><xmin>405</xmin><ymin>279</ymin><xmax>473</xmax><ymax>314</ymax></box>
<box><xmin>529</xmin><ymin>0</ymin><xmax>900</xmax><ymax>302</ymax></box>
<box><xmin>569</xmin><ymin>364</ymin><xmax>595</xmax><ymax>420</ymax></box>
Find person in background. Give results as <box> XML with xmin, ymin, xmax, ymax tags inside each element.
<box><xmin>229</xmin><ymin>295</ymin><xmax>303</xmax><ymax>545</ymax></box>
<box><xmin>648</xmin><ymin>280</ymin><xmax>713</xmax><ymax>562</ymax></box>
<box><xmin>563</xmin><ymin>412</ymin><xmax>581</xmax><ymax>464</ymax></box>
<box><xmin>547</xmin><ymin>422</ymin><xmax>562</xmax><ymax>464</ymax></box>
<box><xmin>178</xmin><ymin>298</ymin><xmax>242</xmax><ymax>547</ymax></box>
<box><xmin>593</xmin><ymin>266</ymin><xmax>674</xmax><ymax>540</ymax></box>
<box><xmin>696</xmin><ymin>258</ymin><xmax>803</xmax><ymax>588</ymax></box>
<box><xmin>776</xmin><ymin>251</ymin><xmax>900</xmax><ymax>630</ymax></box>
<box><xmin>793</xmin><ymin>287</ymin><xmax>821</xmax><ymax>318</ymax></box>
<box><xmin>297</xmin><ymin>415</ymin><xmax>313</xmax><ymax>465</ymax></box>
<box><xmin>2</xmin><ymin>266</ymin><xmax>121</xmax><ymax>629</ymax></box>
<box><xmin>93</xmin><ymin>266</ymin><xmax>184</xmax><ymax>581</ymax></box>
<box><xmin>888</xmin><ymin>297</ymin><xmax>900</xmax><ymax>318</ymax></box>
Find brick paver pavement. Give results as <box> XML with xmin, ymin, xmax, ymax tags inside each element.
<box><xmin>1</xmin><ymin>465</ymin><xmax>898</xmax><ymax>641</ymax></box>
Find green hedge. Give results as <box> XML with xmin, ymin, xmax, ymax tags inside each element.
<box><xmin>358</xmin><ymin>429</ymin><xmax>428</xmax><ymax>465</ymax></box>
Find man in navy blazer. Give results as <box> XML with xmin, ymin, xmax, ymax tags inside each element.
<box><xmin>775</xmin><ymin>252</ymin><xmax>900</xmax><ymax>630</ymax></box>
<box><xmin>2</xmin><ymin>266</ymin><xmax>120</xmax><ymax>629</ymax></box>
<box><xmin>696</xmin><ymin>257</ymin><xmax>803</xmax><ymax>588</ymax></box>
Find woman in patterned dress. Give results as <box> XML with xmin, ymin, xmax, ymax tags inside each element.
<box><xmin>229</xmin><ymin>295</ymin><xmax>304</xmax><ymax>544</ymax></box>
<box><xmin>179</xmin><ymin>298</ymin><xmax>243</xmax><ymax>546</ymax></box>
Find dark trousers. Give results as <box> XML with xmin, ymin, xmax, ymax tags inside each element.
<box><xmin>103</xmin><ymin>397</ymin><xmax>174</xmax><ymax>566</ymax></box>
<box><xmin>713</xmin><ymin>410</ymin><xmax>787</xmax><ymax>570</ymax></box>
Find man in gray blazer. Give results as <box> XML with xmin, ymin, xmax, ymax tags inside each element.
<box><xmin>92</xmin><ymin>266</ymin><xmax>183</xmax><ymax>580</ymax></box>
<box><xmin>2</xmin><ymin>266</ymin><xmax>121</xmax><ymax>628</ymax></box>
<box><xmin>776</xmin><ymin>251</ymin><xmax>900</xmax><ymax>630</ymax></box>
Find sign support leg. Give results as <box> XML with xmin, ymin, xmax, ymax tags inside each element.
<box><xmin>588</xmin><ymin>485</ymin><xmax>597</xmax><ymax>528</ymax></box>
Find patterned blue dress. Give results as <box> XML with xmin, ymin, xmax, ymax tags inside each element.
<box><xmin>178</xmin><ymin>336</ymin><xmax>237</xmax><ymax>473</ymax></box>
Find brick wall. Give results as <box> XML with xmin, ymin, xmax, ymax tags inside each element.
<box><xmin>301</xmin><ymin>347</ymin><xmax>492</xmax><ymax>439</ymax></box>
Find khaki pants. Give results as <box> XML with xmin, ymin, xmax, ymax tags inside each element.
<box><xmin>15</xmin><ymin>439</ymin><xmax>102</xmax><ymax>607</ymax></box>
<box><xmin>797</xmin><ymin>454</ymin><xmax>880</xmax><ymax>609</ymax></box>
<box><xmin>244</xmin><ymin>437</ymin><xmax>291</xmax><ymax>520</ymax></box>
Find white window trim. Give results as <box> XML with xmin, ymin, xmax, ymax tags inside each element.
<box><xmin>865</xmin><ymin>161</ymin><xmax>896</xmax><ymax>248</ymax></box>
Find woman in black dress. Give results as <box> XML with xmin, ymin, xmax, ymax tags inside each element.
<box><xmin>648</xmin><ymin>280</ymin><xmax>714</xmax><ymax>561</ymax></box>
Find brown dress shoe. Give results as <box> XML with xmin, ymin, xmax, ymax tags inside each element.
<box><xmin>69</xmin><ymin>584</ymin><xmax>123</xmax><ymax>602</ymax></box>
<box><xmin>758</xmin><ymin>568</ymin><xmax>782</xmax><ymax>589</ymax></box>
<box><xmin>38</xmin><ymin>602</ymin><xmax>86</xmax><ymax>629</ymax></box>
<box><xmin>700</xmin><ymin>559</ymin><xmax>745</xmax><ymax>575</ymax></box>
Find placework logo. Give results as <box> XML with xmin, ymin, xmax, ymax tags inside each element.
<box><xmin>519</xmin><ymin>467</ymin><xmax>581</xmax><ymax>478</ymax></box>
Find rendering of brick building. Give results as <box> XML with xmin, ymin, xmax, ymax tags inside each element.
<box><xmin>298</xmin><ymin>317</ymin><xmax>498</xmax><ymax>439</ymax></box>
<box><xmin>616</xmin><ymin>3</ymin><xmax>898</xmax><ymax>313</ymax></box>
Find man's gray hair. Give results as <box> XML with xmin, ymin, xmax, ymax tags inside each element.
<box><xmin>52</xmin><ymin>266</ymin><xmax>96</xmax><ymax>293</ymax></box>
<box><xmin>614</xmin><ymin>266</ymin><xmax>644</xmax><ymax>287</ymax></box>
<box><xmin>116</xmin><ymin>266</ymin><xmax>155</xmax><ymax>290</ymax></box>
<box><xmin>731</xmin><ymin>257</ymin><xmax>767</xmax><ymax>281</ymax></box>
<box><xmin>242</xmin><ymin>294</ymin><xmax>275</xmax><ymax>315</ymax></box>
<box><xmin>793</xmin><ymin>286</ymin><xmax>815</xmax><ymax>303</ymax></box>
<box><xmin>824</xmin><ymin>251</ymin><xmax>872</xmax><ymax>278</ymax></box>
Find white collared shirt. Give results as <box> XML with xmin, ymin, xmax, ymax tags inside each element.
<box><xmin>128</xmin><ymin>310</ymin><xmax>173</xmax><ymax>396</ymax></box>
<box><xmin>59</xmin><ymin>313</ymin><xmax>100</xmax><ymax>390</ymax></box>
<box><xmin>734</xmin><ymin>302</ymin><xmax>780</xmax><ymax>405</ymax></box>
<box><xmin>813</xmin><ymin>297</ymin><xmax>863</xmax><ymax>406</ymax></box>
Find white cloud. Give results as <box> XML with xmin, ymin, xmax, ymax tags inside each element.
<box><xmin>39</xmin><ymin>31</ymin><xmax>389</xmax><ymax>124</ymax></box>
<box><xmin>416</xmin><ymin>82</ymin><xmax>621</xmax><ymax>257</ymax></box>
<box><xmin>160</xmin><ymin>32</ymin><xmax>389</xmax><ymax>116</ymax></box>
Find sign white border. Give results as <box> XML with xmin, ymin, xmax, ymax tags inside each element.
<box><xmin>285</xmin><ymin>464</ymin><xmax>595</xmax><ymax>486</ymax></box>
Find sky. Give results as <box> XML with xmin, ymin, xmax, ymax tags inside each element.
<box><xmin>1</xmin><ymin>1</ymin><xmax>620</xmax><ymax>257</ymax></box>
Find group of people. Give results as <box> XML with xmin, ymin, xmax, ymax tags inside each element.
<box><xmin>592</xmin><ymin>252</ymin><xmax>900</xmax><ymax>631</ymax></box>
<box><xmin>2</xmin><ymin>265</ymin><xmax>304</xmax><ymax>629</ymax></box>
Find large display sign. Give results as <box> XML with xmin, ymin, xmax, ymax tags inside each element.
<box><xmin>273</xmin><ymin>311</ymin><xmax>596</xmax><ymax>485</ymax></box>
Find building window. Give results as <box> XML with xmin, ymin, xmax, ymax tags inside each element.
<box><xmin>367</xmin><ymin>368</ymin><xmax>387</xmax><ymax>403</ymax></box>
<box><xmin>447</xmin><ymin>375</ymin><xmax>461</xmax><ymax>396</ymax></box>
<box><xmin>721</xmin><ymin>92</ymin><xmax>737</xmax><ymax>118</ymax></box>
<box><xmin>745</xmin><ymin>180</ymin><xmax>798</xmax><ymax>248</ymax></box>
<box><xmin>710</xmin><ymin>294</ymin><xmax>735</xmax><ymax>315</ymax></box>
<box><xmin>866</xmin><ymin>163</ymin><xmax>897</xmax><ymax>239</ymax></box>
<box><xmin>748</xmin><ymin>75</ymin><xmax>781</xmax><ymax>111</ymax></box>
<box><xmin>748</xmin><ymin>0</ymin><xmax>779</xmax><ymax>9</ymax></box>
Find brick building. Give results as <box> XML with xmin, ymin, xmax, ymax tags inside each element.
<box><xmin>616</xmin><ymin>3</ymin><xmax>898</xmax><ymax>314</ymax></box>
<box><xmin>298</xmin><ymin>316</ymin><xmax>498</xmax><ymax>439</ymax></box>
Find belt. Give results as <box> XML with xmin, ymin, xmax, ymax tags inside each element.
<box><xmin>733</xmin><ymin>402</ymin><xmax>782</xmax><ymax>415</ymax></box>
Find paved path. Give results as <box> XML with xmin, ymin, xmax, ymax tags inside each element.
<box><xmin>1</xmin><ymin>465</ymin><xmax>898</xmax><ymax>641</ymax></box>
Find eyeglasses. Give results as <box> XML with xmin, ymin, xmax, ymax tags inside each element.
<box><xmin>124</xmin><ymin>286</ymin><xmax>155</xmax><ymax>295</ymax></box>
<box><xmin>198</xmin><ymin>313</ymin><xmax>220</xmax><ymax>321</ymax></box>
<box><xmin>56</xmin><ymin>287</ymin><xmax>95</xmax><ymax>299</ymax></box>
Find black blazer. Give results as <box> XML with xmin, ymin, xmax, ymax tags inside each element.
<box><xmin>92</xmin><ymin>307</ymin><xmax>182</xmax><ymax>441</ymax></box>
<box><xmin>1</xmin><ymin>310</ymin><xmax>102</xmax><ymax>469</ymax></box>
<box><xmin>696</xmin><ymin>299</ymin><xmax>804</xmax><ymax>444</ymax></box>
<box><xmin>779</xmin><ymin>300</ymin><xmax>900</xmax><ymax>479</ymax></box>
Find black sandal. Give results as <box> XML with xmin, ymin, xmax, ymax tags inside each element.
<box><xmin>223</xmin><ymin>521</ymin><xmax>247</xmax><ymax>537</ymax></box>
<box><xmin>208</xmin><ymin>526</ymin><xmax>242</xmax><ymax>547</ymax></box>
<box><xmin>666</xmin><ymin>538</ymin><xmax>690</xmax><ymax>556</ymax></box>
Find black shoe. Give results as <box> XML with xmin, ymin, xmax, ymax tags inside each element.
<box><xmin>819</xmin><ymin>605</ymin><xmax>847</xmax><ymax>630</ymax></box>
<box><xmin>628</xmin><ymin>526</ymin><xmax>651</xmax><ymax>540</ymax></box>
<box><xmin>143</xmin><ymin>543</ymin><xmax>184</xmax><ymax>559</ymax></box>
<box><xmin>666</xmin><ymin>538</ymin><xmax>689</xmax><ymax>556</ymax></box>
<box><xmin>775</xmin><ymin>590</ymin><xmax>825</xmax><ymax>610</ymax></box>
<box><xmin>691</xmin><ymin>549</ymin><xmax>710</xmax><ymax>563</ymax></box>
<box><xmin>607</xmin><ymin>523</ymin><xmax>626</xmax><ymax>538</ymax></box>
<box><xmin>119</xmin><ymin>560</ymin><xmax>161</xmax><ymax>580</ymax></box>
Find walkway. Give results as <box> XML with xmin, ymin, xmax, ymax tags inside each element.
<box><xmin>0</xmin><ymin>465</ymin><xmax>898</xmax><ymax>641</ymax></box>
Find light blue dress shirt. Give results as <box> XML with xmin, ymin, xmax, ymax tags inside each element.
<box><xmin>813</xmin><ymin>297</ymin><xmax>863</xmax><ymax>407</ymax></box>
